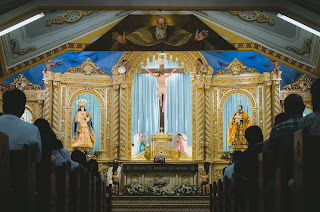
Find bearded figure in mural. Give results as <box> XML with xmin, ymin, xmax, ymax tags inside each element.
<box><xmin>228</xmin><ymin>105</ymin><xmax>252</xmax><ymax>148</ymax></box>
<box><xmin>111</xmin><ymin>16</ymin><xmax>210</xmax><ymax>51</ymax></box>
<box><xmin>72</xmin><ymin>99</ymin><xmax>95</xmax><ymax>150</ymax></box>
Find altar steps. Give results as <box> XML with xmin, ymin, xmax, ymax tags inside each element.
<box><xmin>112</xmin><ymin>196</ymin><xmax>210</xmax><ymax>212</ymax></box>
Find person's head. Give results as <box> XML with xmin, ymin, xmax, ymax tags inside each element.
<box><xmin>284</xmin><ymin>94</ymin><xmax>305</xmax><ymax>118</ymax></box>
<box><xmin>245</xmin><ymin>126</ymin><xmax>263</xmax><ymax>146</ymax></box>
<box><xmin>311</xmin><ymin>78</ymin><xmax>320</xmax><ymax>112</ymax></box>
<box><xmin>2</xmin><ymin>89</ymin><xmax>26</xmax><ymax>117</ymax></box>
<box><xmin>203</xmin><ymin>170</ymin><xmax>207</xmax><ymax>175</ymax></box>
<box><xmin>157</xmin><ymin>70</ymin><xmax>164</xmax><ymax>76</ymax></box>
<box><xmin>197</xmin><ymin>58</ymin><xmax>203</xmax><ymax>66</ymax></box>
<box><xmin>34</xmin><ymin>118</ymin><xmax>57</xmax><ymax>161</ymax></box>
<box><xmin>232</xmin><ymin>150</ymin><xmax>241</xmax><ymax>163</ymax></box>
<box><xmin>52</xmin><ymin>139</ymin><xmax>63</xmax><ymax>150</ymax></box>
<box><xmin>113</xmin><ymin>157</ymin><xmax>119</xmax><ymax>163</ymax></box>
<box><xmin>274</xmin><ymin>112</ymin><xmax>287</xmax><ymax>126</ymax></box>
<box><xmin>88</xmin><ymin>159</ymin><xmax>100</xmax><ymax>175</ymax></box>
<box><xmin>155</xmin><ymin>16</ymin><xmax>167</xmax><ymax>40</ymax></box>
<box><xmin>78</xmin><ymin>105</ymin><xmax>86</xmax><ymax>112</ymax></box>
<box><xmin>238</xmin><ymin>105</ymin><xmax>243</xmax><ymax>112</ymax></box>
<box><xmin>122</xmin><ymin>60</ymin><xmax>127</xmax><ymax>66</ymax></box>
<box><xmin>71</xmin><ymin>150</ymin><xmax>88</xmax><ymax>167</ymax></box>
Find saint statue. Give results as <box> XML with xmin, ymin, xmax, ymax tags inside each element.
<box><xmin>43</xmin><ymin>59</ymin><xmax>63</xmax><ymax>73</ymax></box>
<box><xmin>228</xmin><ymin>105</ymin><xmax>252</xmax><ymax>148</ymax></box>
<box><xmin>111</xmin><ymin>16</ymin><xmax>209</xmax><ymax>51</ymax></box>
<box><xmin>133</xmin><ymin>133</ymin><xmax>146</xmax><ymax>155</ymax></box>
<box><xmin>173</xmin><ymin>133</ymin><xmax>188</xmax><ymax>152</ymax></box>
<box><xmin>145</xmin><ymin>68</ymin><xmax>176</xmax><ymax>113</ymax></box>
<box><xmin>72</xmin><ymin>99</ymin><xmax>95</xmax><ymax>150</ymax></box>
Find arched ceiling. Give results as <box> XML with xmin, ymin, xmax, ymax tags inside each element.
<box><xmin>0</xmin><ymin>0</ymin><xmax>319</xmax><ymax>80</ymax></box>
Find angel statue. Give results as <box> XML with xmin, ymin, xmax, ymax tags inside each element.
<box><xmin>72</xmin><ymin>99</ymin><xmax>95</xmax><ymax>150</ymax></box>
<box><xmin>133</xmin><ymin>133</ymin><xmax>145</xmax><ymax>156</ymax></box>
<box><xmin>173</xmin><ymin>134</ymin><xmax>189</xmax><ymax>152</ymax></box>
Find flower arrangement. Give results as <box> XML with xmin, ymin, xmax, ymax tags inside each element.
<box><xmin>172</xmin><ymin>184</ymin><xmax>201</xmax><ymax>196</ymax></box>
<box><xmin>220</xmin><ymin>151</ymin><xmax>233</xmax><ymax>162</ymax></box>
<box><xmin>121</xmin><ymin>183</ymin><xmax>201</xmax><ymax>196</ymax></box>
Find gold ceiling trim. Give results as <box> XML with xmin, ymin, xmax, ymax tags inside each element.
<box><xmin>46</xmin><ymin>10</ymin><xmax>99</xmax><ymax>26</ymax></box>
<box><xmin>11</xmin><ymin>39</ymin><xmax>36</xmax><ymax>55</ymax></box>
<box><xmin>286</xmin><ymin>39</ymin><xmax>312</xmax><ymax>55</ymax></box>
<box><xmin>229</xmin><ymin>11</ymin><xmax>275</xmax><ymax>26</ymax></box>
<box><xmin>282</xmin><ymin>74</ymin><xmax>313</xmax><ymax>92</ymax></box>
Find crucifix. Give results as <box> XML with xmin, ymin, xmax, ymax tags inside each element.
<box><xmin>141</xmin><ymin>64</ymin><xmax>184</xmax><ymax>131</ymax></box>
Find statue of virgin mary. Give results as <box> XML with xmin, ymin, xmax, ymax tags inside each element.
<box><xmin>72</xmin><ymin>99</ymin><xmax>95</xmax><ymax>150</ymax></box>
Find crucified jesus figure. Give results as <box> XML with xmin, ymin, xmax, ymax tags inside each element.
<box><xmin>146</xmin><ymin>68</ymin><xmax>176</xmax><ymax>113</ymax></box>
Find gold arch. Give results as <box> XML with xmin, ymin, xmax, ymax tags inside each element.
<box><xmin>68</xmin><ymin>89</ymin><xmax>105</xmax><ymax>108</ymax></box>
<box><xmin>112</xmin><ymin>51</ymin><xmax>214</xmax><ymax>81</ymax></box>
<box><xmin>24</xmin><ymin>105</ymin><xmax>35</xmax><ymax>122</ymax></box>
<box><xmin>219</xmin><ymin>89</ymin><xmax>257</xmax><ymax>109</ymax></box>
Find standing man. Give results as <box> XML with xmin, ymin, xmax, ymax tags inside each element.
<box><xmin>145</xmin><ymin>68</ymin><xmax>176</xmax><ymax>113</ymax></box>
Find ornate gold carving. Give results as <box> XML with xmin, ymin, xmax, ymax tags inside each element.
<box><xmin>119</xmin><ymin>86</ymin><xmax>128</xmax><ymax>160</ymax></box>
<box><xmin>66</xmin><ymin>58</ymin><xmax>109</xmax><ymax>75</ymax></box>
<box><xmin>113</xmin><ymin>87</ymin><xmax>120</xmax><ymax>159</ymax></box>
<box><xmin>52</xmin><ymin>82</ymin><xmax>60</xmax><ymax>136</ymax></box>
<box><xmin>6</xmin><ymin>74</ymin><xmax>42</xmax><ymax>90</ymax></box>
<box><xmin>282</xmin><ymin>74</ymin><xmax>313</xmax><ymax>92</ymax></box>
<box><xmin>258</xmin><ymin>87</ymin><xmax>263</xmax><ymax>130</ymax></box>
<box><xmin>216</xmin><ymin>59</ymin><xmax>258</xmax><ymax>75</ymax></box>
<box><xmin>106</xmin><ymin>88</ymin><xmax>111</xmax><ymax>155</ymax></box>
<box><xmin>204</xmin><ymin>88</ymin><xmax>212</xmax><ymax>160</ymax></box>
<box><xmin>46</xmin><ymin>10</ymin><xmax>98</xmax><ymax>26</ymax></box>
<box><xmin>286</xmin><ymin>39</ymin><xmax>312</xmax><ymax>55</ymax></box>
<box><xmin>229</xmin><ymin>11</ymin><xmax>275</xmax><ymax>25</ymax></box>
<box><xmin>219</xmin><ymin>89</ymin><xmax>257</xmax><ymax>109</ymax></box>
<box><xmin>265</xmin><ymin>82</ymin><xmax>272</xmax><ymax>138</ymax></box>
<box><xmin>11</xmin><ymin>39</ymin><xmax>36</xmax><ymax>55</ymax></box>
<box><xmin>194</xmin><ymin>86</ymin><xmax>205</xmax><ymax>160</ymax></box>
<box><xmin>61</xmin><ymin>87</ymin><xmax>67</xmax><ymax>142</ymax></box>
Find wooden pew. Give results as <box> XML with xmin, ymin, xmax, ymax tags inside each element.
<box><xmin>293</xmin><ymin>129</ymin><xmax>320</xmax><ymax>212</ymax></box>
<box><xmin>55</xmin><ymin>162</ymin><xmax>71</xmax><ymax>212</ymax></box>
<box><xmin>0</xmin><ymin>132</ymin><xmax>10</xmax><ymax>211</ymax></box>
<box><xmin>9</xmin><ymin>144</ymin><xmax>37</xmax><ymax>212</ymax></box>
<box><xmin>106</xmin><ymin>184</ymin><xmax>112</xmax><ymax>212</ymax></box>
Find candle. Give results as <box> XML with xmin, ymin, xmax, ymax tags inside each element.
<box><xmin>176</xmin><ymin>119</ymin><xmax>178</xmax><ymax>132</ymax></box>
<box><xmin>146</xmin><ymin>119</ymin><xmax>149</xmax><ymax>132</ymax></box>
<box><xmin>185</xmin><ymin>119</ymin><xmax>187</xmax><ymax>131</ymax></box>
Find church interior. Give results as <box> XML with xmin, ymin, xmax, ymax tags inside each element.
<box><xmin>0</xmin><ymin>1</ymin><xmax>319</xmax><ymax>212</ymax></box>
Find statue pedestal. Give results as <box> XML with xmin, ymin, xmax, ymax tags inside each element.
<box><xmin>150</xmin><ymin>132</ymin><xmax>173</xmax><ymax>160</ymax></box>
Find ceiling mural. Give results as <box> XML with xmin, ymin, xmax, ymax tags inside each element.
<box><xmin>85</xmin><ymin>15</ymin><xmax>236</xmax><ymax>51</ymax></box>
<box><xmin>0</xmin><ymin>9</ymin><xmax>319</xmax><ymax>80</ymax></box>
<box><xmin>3</xmin><ymin>51</ymin><xmax>312</xmax><ymax>89</ymax></box>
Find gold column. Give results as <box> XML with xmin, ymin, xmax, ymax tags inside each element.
<box><xmin>192</xmin><ymin>82</ymin><xmax>205</xmax><ymax>160</ymax></box>
<box><xmin>43</xmin><ymin>79</ymin><xmax>53</xmax><ymax>124</ymax></box>
<box><xmin>52</xmin><ymin>80</ymin><xmax>61</xmax><ymax>136</ymax></box>
<box><xmin>119</xmin><ymin>83</ymin><xmax>132</xmax><ymax>160</ymax></box>
<box><xmin>264</xmin><ymin>73</ymin><xmax>273</xmax><ymax>139</ymax></box>
<box><xmin>212</xmin><ymin>88</ymin><xmax>218</xmax><ymax>159</ymax></box>
<box><xmin>204</xmin><ymin>83</ymin><xmax>213</xmax><ymax>161</ymax></box>
<box><xmin>112</xmin><ymin>85</ymin><xmax>120</xmax><ymax>159</ymax></box>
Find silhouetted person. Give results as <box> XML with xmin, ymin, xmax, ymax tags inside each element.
<box><xmin>0</xmin><ymin>89</ymin><xmax>41</xmax><ymax>161</ymax></box>
<box><xmin>300</xmin><ymin>78</ymin><xmax>320</xmax><ymax>135</ymax></box>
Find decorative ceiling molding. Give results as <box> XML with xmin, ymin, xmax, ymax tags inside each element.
<box><xmin>194</xmin><ymin>11</ymin><xmax>319</xmax><ymax>68</ymax></box>
<box><xmin>11</xmin><ymin>39</ymin><xmax>36</xmax><ymax>55</ymax></box>
<box><xmin>229</xmin><ymin>11</ymin><xmax>275</xmax><ymax>26</ymax></box>
<box><xmin>286</xmin><ymin>39</ymin><xmax>312</xmax><ymax>55</ymax></box>
<box><xmin>233</xmin><ymin>42</ymin><xmax>316</xmax><ymax>76</ymax></box>
<box><xmin>46</xmin><ymin>10</ymin><xmax>99</xmax><ymax>26</ymax></box>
